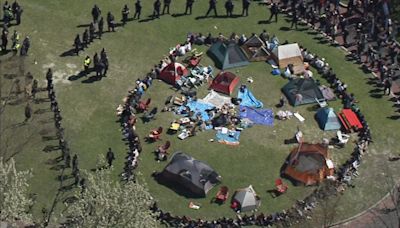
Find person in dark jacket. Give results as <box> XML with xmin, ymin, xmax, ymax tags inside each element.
<box><xmin>121</xmin><ymin>4</ymin><xmax>130</xmax><ymax>25</ymax></box>
<box><xmin>91</xmin><ymin>4</ymin><xmax>101</xmax><ymax>23</ymax></box>
<box><xmin>163</xmin><ymin>0</ymin><xmax>171</xmax><ymax>15</ymax></box>
<box><xmin>205</xmin><ymin>0</ymin><xmax>217</xmax><ymax>17</ymax></box>
<box><xmin>133</xmin><ymin>0</ymin><xmax>142</xmax><ymax>20</ymax></box>
<box><xmin>242</xmin><ymin>0</ymin><xmax>250</xmax><ymax>16</ymax></box>
<box><xmin>74</xmin><ymin>34</ymin><xmax>82</xmax><ymax>55</ymax></box>
<box><xmin>153</xmin><ymin>0</ymin><xmax>161</xmax><ymax>18</ymax></box>
<box><xmin>185</xmin><ymin>0</ymin><xmax>194</xmax><ymax>15</ymax></box>
<box><xmin>98</xmin><ymin>17</ymin><xmax>104</xmax><ymax>39</ymax></box>
<box><xmin>225</xmin><ymin>0</ymin><xmax>234</xmax><ymax>17</ymax></box>
<box><xmin>106</xmin><ymin>148</ymin><xmax>115</xmax><ymax>167</ymax></box>
<box><xmin>107</xmin><ymin>12</ymin><xmax>115</xmax><ymax>32</ymax></box>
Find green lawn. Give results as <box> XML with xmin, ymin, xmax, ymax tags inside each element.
<box><xmin>1</xmin><ymin>0</ymin><xmax>399</xmax><ymax>224</ymax></box>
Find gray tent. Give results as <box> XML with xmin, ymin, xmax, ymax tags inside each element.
<box><xmin>159</xmin><ymin>152</ymin><xmax>221</xmax><ymax>197</ymax></box>
<box><xmin>282</xmin><ymin>78</ymin><xmax>325</xmax><ymax>106</ymax></box>
<box><xmin>207</xmin><ymin>41</ymin><xmax>250</xmax><ymax>70</ymax></box>
<box><xmin>232</xmin><ymin>185</ymin><xmax>261</xmax><ymax>212</ymax></box>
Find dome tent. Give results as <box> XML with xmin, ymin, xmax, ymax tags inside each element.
<box><xmin>158</xmin><ymin>152</ymin><xmax>221</xmax><ymax>197</ymax></box>
<box><xmin>232</xmin><ymin>185</ymin><xmax>261</xmax><ymax>212</ymax></box>
<box><xmin>283</xmin><ymin>143</ymin><xmax>334</xmax><ymax>186</ymax></box>
<box><xmin>207</xmin><ymin>41</ymin><xmax>249</xmax><ymax>70</ymax></box>
<box><xmin>316</xmin><ymin>107</ymin><xmax>342</xmax><ymax>131</ymax></box>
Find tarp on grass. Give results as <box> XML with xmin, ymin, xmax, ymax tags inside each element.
<box><xmin>216</xmin><ymin>129</ymin><xmax>241</xmax><ymax>146</ymax></box>
<box><xmin>178</xmin><ymin>100</ymin><xmax>214</xmax><ymax>121</ymax></box>
<box><xmin>238</xmin><ymin>87</ymin><xmax>263</xmax><ymax>108</ymax></box>
<box><xmin>239</xmin><ymin>106</ymin><xmax>274</xmax><ymax>126</ymax></box>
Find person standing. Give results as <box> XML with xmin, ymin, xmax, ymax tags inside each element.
<box><xmin>163</xmin><ymin>0</ymin><xmax>171</xmax><ymax>15</ymax></box>
<box><xmin>73</xmin><ymin>34</ymin><xmax>82</xmax><ymax>55</ymax></box>
<box><xmin>98</xmin><ymin>17</ymin><xmax>104</xmax><ymax>39</ymax></box>
<box><xmin>31</xmin><ymin>79</ymin><xmax>38</xmax><ymax>100</ymax></box>
<box><xmin>290</xmin><ymin>9</ymin><xmax>298</xmax><ymax>29</ymax></box>
<box><xmin>91</xmin><ymin>4</ymin><xmax>101</xmax><ymax>23</ymax></box>
<box><xmin>83</xmin><ymin>55</ymin><xmax>91</xmax><ymax>76</ymax></box>
<box><xmin>185</xmin><ymin>0</ymin><xmax>194</xmax><ymax>15</ymax></box>
<box><xmin>106</xmin><ymin>148</ymin><xmax>115</xmax><ymax>167</ymax></box>
<box><xmin>10</xmin><ymin>30</ymin><xmax>19</xmax><ymax>51</ymax></box>
<box><xmin>242</xmin><ymin>0</ymin><xmax>250</xmax><ymax>17</ymax></box>
<box><xmin>268</xmin><ymin>3</ymin><xmax>278</xmax><ymax>23</ymax></box>
<box><xmin>23</xmin><ymin>102</ymin><xmax>32</xmax><ymax>123</ymax></box>
<box><xmin>153</xmin><ymin>0</ymin><xmax>161</xmax><ymax>19</ymax></box>
<box><xmin>1</xmin><ymin>28</ymin><xmax>8</xmax><ymax>51</ymax></box>
<box><xmin>133</xmin><ymin>0</ymin><xmax>142</xmax><ymax>20</ymax></box>
<box><xmin>20</xmin><ymin>36</ymin><xmax>29</xmax><ymax>56</ymax></box>
<box><xmin>225</xmin><ymin>0</ymin><xmax>234</xmax><ymax>17</ymax></box>
<box><xmin>93</xmin><ymin>51</ymin><xmax>99</xmax><ymax>67</ymax></box>
<box><xmin>121</xmin><ymin>4</ymin><xmax>130</xmax><ymax>25</ymax></box>
<box><xmin>383</xmin><ymin>77</ymin><xmax>392</xmax><ymax>96</ymax></box>
<box><xmin>89</xmin><ymin>22</ymin><xmax>95</xmax><ymax>42</ymax></box>
<box><xmin>12</xmin><ymin>1</ymin><xmax>22</xmax><ymax>25</ymax></box>
<box><xmin>72</xmin><ymin>154</ymin><xmax>78</xmax><ymax>173</ymax></box>
<box><xmin>101</xmin><ymin>48</ymin><xmax>109</xmax><ymax>77</ymax></box>
<box><xmin>82</xmin><ymin>29</ymin><xmax>89</xmax><ymax>48</ymax></box>
<box><xmin>205</xmin><ymin>0</ymin><xmax>217</xmax><ymax>17</ymax></box>
<box><xmin>107</xmin><ymin>12</ymin><xmax>115</xmax><ymax>32</ymax></box>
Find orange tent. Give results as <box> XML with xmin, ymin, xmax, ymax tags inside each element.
<box><xmin>283</xmin><ymin>143</ymin><xmax>334</xmax><ymax>186</ymax></box>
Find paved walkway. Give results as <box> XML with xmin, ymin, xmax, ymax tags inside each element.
<box><xmin>332</xmin><ymin>183</ymin><xmax>399</xmax><ymax>227</ymax></box>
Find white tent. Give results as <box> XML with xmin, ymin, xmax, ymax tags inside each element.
<box><xmin>233</xmin><ymin>185</ymin><xmax>261</xmax><ymax>212</ymax></box>
<box><xmin>271</xmin><ymin>43</ymin><xmax>304</xmax><ymax>74</ymax></box>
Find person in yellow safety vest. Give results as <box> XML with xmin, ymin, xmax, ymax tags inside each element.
<box><xmin>84</xmin><ymin>56</ymin><xmax>91</xmax><ymax>76</ymax></box>
<box><xmin>11</xmin><ymin>30</ymin><xmax>20</xmax><ymax>52</ymax></box>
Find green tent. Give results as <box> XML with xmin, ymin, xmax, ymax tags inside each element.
<box><xmin>282</xmin><ymin>78</ymin><xmax>324</xmax><ymax>106</ymax></box>
<box><xmin>207</xmin><ymin>41</ymin><xmax>250</xmax><ymax>70</ymax></box>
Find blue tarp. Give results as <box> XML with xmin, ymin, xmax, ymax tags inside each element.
<box><xmin>216</xmin><ymin>130</ymin><xmax>241</xmax><ymax>145</ymax></box>
<box><xmin>238</xmin><ymin>87</ymin><xmax>263</xmax><ymax>108</ymax></box>
<box><xmin>178</xmin><ymin>100</ymin><xmax>215</xmax><ymax>121</ymax></box>
<box><xmin>239</xmin><ymin>106</ymin><xmax>274</xmax><ymax>126</ymax></box>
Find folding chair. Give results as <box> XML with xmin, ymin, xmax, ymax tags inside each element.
<box><xmin>147</xmin><ymin>127</ymin><xmax>163</xmax><ymax>141</ymax></box>
<box><xmin>315</xmin><ymin>98</ymin><xmax>328</xmax><ymax>108</ymax></box>
<box><xmin>214</xmin><ymin>186</ymin><xmax>229</xmax><ymax>204</ymax></box>
<box><xmin>337</xmin><ymin>130</ymin><xmax>350</xmax><ymax>144</ymax></box>
<box><xmin>137</xmin><ymin>98</ymin><xmax>151</xmax><ymax>112</ymax></box>
<box><xmin>275</xmin><ymin>178</ymin><xmax>288</xmax><ymax>194</ymax></box>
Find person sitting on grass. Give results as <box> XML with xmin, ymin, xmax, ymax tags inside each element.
<box><xmin>156</xmin><ymin>141</ymin><xmax>171</xmax><ymax>162</ymax></box>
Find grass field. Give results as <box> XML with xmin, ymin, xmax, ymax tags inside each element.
<box><xmin>1</xmin><ymin>0</ymin><xmax>399</xmax><ymax>224</ymax></box>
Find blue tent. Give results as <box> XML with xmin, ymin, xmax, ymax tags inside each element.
<box><xmin>316</xmin><ymin>107</ymin><xmax>341</xmax><ymax>131</ymax></box>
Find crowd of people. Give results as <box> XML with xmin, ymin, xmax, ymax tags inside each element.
<box><xmin>1</xmin><ymin>1</ymin><xmax>30</xmax><ymax>55</ymax></box>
